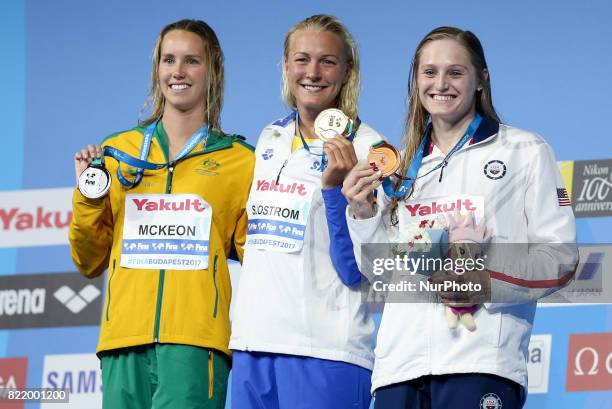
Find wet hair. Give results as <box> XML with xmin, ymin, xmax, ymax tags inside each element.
<box><xmin>391</xmin><ymin>26</ymin><xmax>501</xmax><ymax>222</ymax></box>
<box><xmin>281</xmin><ymin>14</ymin><xmax>360</xmax><ymax>123</ymax></box>
<box><xmin>140</xmin><ymin>19</ymin><xmax>224</xmax><ymax>131</ymax></box>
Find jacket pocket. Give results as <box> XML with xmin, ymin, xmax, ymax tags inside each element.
<box><xmin>212</xmin><ymin>254</ymin><xmax>219</xmax><ymax>318</ymax></box>
<box><xmin>106</xmin><ymin>259</ymin><xmax>116</xmax><ymax>322</ymax></box>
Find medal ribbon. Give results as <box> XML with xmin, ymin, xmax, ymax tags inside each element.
<box><xmin>383</xmin><ymin>112</ymin><xmax>482</xmax><ymax>198</ymax></box>
<box><xmin>99</xmin><ymin>121</ymin><xmax>209</xmax><ymax>188</ymax></box>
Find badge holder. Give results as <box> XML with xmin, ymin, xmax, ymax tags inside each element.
<box><xmin>314</xmin><ymin>108</ymin><xmax>354</xmax><ymax>142</ymax></box>
<box><xmin>78</xmin><ymin>157</ymin><xmax>111</xmax><ymax>199</ymax></box>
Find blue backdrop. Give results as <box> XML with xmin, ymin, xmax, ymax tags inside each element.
<box><xmin>1</xmin><ymin>1</ymin><xmax>611</xmax><ymax>408</ymax></box>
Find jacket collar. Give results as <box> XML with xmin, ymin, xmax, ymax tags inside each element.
<box><xmin>423</xmin><ymin>115</ymin><xmax>500</xmax><ymax>158</ymax></box>
<box><xmin>137</xmin><ymin>121</ymin><xmax>235</xmax><ymax>162</ymax></box>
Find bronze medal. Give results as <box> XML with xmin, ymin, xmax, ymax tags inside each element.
<box><xmin>368</xmin><ymin>141</ymin><xmax>400</xmax><ymax>177</ymax></box>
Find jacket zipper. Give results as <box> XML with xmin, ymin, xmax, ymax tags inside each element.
<box><xmin>153</xmin><ymin>163</ymin><xmax>175</xmax><ymax>342</ymax></box>
<box><xmin>208</xmin><ymin>350</ymin><xmax>214</xmax><ymax>399</ymax></box>
<box><xmin>212</xmin><ymin>254</ymin><xmax>219</xmax><ymax>318</ymax></box>
<box><xmin>105</xmin><ymin>259</ymin><xmax>116</xmax><ymax>321</ymax></box>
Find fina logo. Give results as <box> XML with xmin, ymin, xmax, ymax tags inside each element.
<box><xmin>54</xmin><ymin>285</ymin><xmax>101</xmax><ymax>314</ymax></box>
<box><xmin>262</xmin><ymin>148</ymin><xmax>274</xmax><ymax>160</ymax></box>
<box><xmin>480</xmin><ymin>393</ymin><xmax>502</xmax><ymax>409</ymax></box>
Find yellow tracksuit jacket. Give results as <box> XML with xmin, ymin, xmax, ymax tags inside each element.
<box><xmin>69</xmin><ymin>122</ymin><xmax>254</xmax><ymax>357</ymax></box>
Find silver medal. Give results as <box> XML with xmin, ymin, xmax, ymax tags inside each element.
<box><xmin>78</xmin><ymin>165</ymin><xmax>111</xmax><ymax>199</ymax></box>
<box><xmin>314</xmin><ymin>108</ymin><xmax>352</xmax><ymax>142</ymax></box>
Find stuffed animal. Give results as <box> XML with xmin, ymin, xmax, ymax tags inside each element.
<box><xmin>445</xmin><ymin>211</ymin><xmax>491</xmax><ymax>331</ymax></box>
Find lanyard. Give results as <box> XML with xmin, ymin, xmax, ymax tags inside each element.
<box><xmin>383</xmin><ymin>112</ymin><xmax>482</xmax><ymax>198</ymax></box>
<box><xmin>295</xmin><ymin>111</ymin><xmax>356</xmax><ymax>170</ymax></box>
<box><xmin>100</xmin><ymin>121</ymin><xmax>209</xmax><ymax>188</ymax></box>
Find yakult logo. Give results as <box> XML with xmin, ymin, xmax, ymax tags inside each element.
<box><xmin>405</xmin><ymin>198</ymin><xmax>478</xmax><ymax>217</ymax></box>
<box><xmin>132</xmin><ymin>197</ymin><xmax>207</xmax><ymax>212</ymax></box>
<box><xmin>0</xmin><ymin>207</ymin><xmax>71</xmax><ymax>231</ymax></box>
<box><xmin>256</xmin><ymin>180</ymin><xmax>308</xmax><ymax>196</ymax></box>
<box><xmin>0</xmin><ymin>188</ymin><xmax>74</xmax><ymax>248</ymax></box>
<box><xmin>566</xmin><ymin>333</ymin><xmax>612</xmax><ymax>391</ymax></box>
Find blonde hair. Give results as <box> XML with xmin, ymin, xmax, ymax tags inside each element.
<box><xmin>391</xmin><ymin>26</ymin><xmax>501</xmax><ymax>221</ymax></box>
<box><xmin>281</xmin><ymin>14</ymin><xmax>360</xmax><ymax>123</ymax></box>
<box><xmin>140</xmin><ymin>19</ymin><xmax>224</xmax><ymax>131</ymax></box>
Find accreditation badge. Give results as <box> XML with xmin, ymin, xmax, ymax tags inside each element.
<box><xmin>245</xmin><ymin>177</ymin><xmax>316</xmax><ymax>253</ymax></box>
<box><xmin>120</xmin><ymin>194</ymin><xmax>212</xmax><ymax>270</ymax></box>
<box><xmin>314</xmin><ymin>108</ymin><xmax>353</xmax><ymax>142</ymax></box>
<box><xmin>398</xmin><ymin>195</ymin><xmax>485</xmax><ymax>250</ymax></box>
<box><xmin>78</xmin><ymin>162</ymin><xmax>111</xmax><ymax>199</ymax></box>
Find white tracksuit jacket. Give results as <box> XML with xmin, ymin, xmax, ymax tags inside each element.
<box><xmin>230</xmin><ymin>112</ymin><xmax>383</xmax><ymax>370</ymax></box>
<box><xmin>347</xmin><ymin>117</ymin><xmax>578</xmax><ymax>391</ymax></box>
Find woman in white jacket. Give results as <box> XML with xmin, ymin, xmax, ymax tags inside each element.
<box><xmin>230</xmin><ymin>14</ymin><xmax>384</xmax><ymax>409</ymax></box>
<box><xmin>342</xmin><ymin>26</ymin><xmax>577</xmax><ymax>409</ymax></box>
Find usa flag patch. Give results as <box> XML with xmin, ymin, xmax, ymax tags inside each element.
<box><xmin>557</xmin><ymin>188</ymin><xmax>572</xmax><ymax>206</ymax></box>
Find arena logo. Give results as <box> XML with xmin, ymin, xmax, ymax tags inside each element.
<box><xmin>54</xmin><ymin>285</ymin><xmax>101</xmax><ymax>314</ymax></box>
<box><xmin>0</xmin><ymin>273</ymin><xmax>103</xmax><ymax>329</ymax></box>
<box><xmin>571</xmin><ymin>159</ymin><xmax>612</xmax><ymax>217</ymax></box>
<box><xmin>566</xmin><ymin>333</ymin><xmax>612</xmax><ymax>391</ymax></box>
<box><xmin>527</xmin><ymin>334</ymin><xmax>552</xmax><ymax>394</ymax></box>
<box><xmin>0</xmin><ymin>187</ymin><xmax>73</xmax><ymax>248</ymax></box>
<box><xmin>41</xmin><ymin>354</ymin><xmax>102</xmax><ymax>409</ymax></box>
<box><xmin>0</xmin><ymin>357</ymin><xmax>28</xmax><ymax>409</ymax></box>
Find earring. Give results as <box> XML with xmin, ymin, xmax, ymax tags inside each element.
<box><xmin>477</xmin><ymin>86</ymin><xmax>483</xmax><ymax>91</ymax></box>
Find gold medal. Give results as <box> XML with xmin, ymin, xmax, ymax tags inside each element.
<box><xmin>314</xmin><ymin>108</ymin><xmax>353</xmax><ymax>142</ymax></box>
<box><xmin>368</xmin><ymin>141</ymin><xmax>400</xmax><ymax>177</ymax></box>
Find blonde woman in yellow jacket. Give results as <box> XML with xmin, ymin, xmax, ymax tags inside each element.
<box><xmin>69</xmin><ymin>19</ymin><xmax>254</xmax><ymax>409</ymax></box>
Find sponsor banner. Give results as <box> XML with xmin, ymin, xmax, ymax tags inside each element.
<box><xmin>541</xmin><ymin>244</ymin><xmax>612</xmax><ymax>304</ymax></box>
<box><xmin>527</xmin><ymin>335</ymin><xmax>552</xmax><ymax>394</ymax></box>
<box><xmin>41</xmin><ymin>354</ymin><xmax>102</xmax><ymax>409</ymax></box>
<box><xmin>0</xmin><ymin>187</ymin><xmax>73</xmax><ymax>248</ymax></box>
<box><xmin>570</xmin><ymin>159</ymin><xmax>612</xmax><ymax>217</ymax></box>
<box><xmin>0</xmin><ymin>357</ymin><xmax>28</xmax><ymax>409</ymax></box>
<box><xmin>566</xmin><ymin>332</ymin><xmax>612</xmax><ymax>391</ymax></box>
<box><xmin>0</xmin><ymin>272</ymin><xmax>102</xmax><ymax>329</ymax></box>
